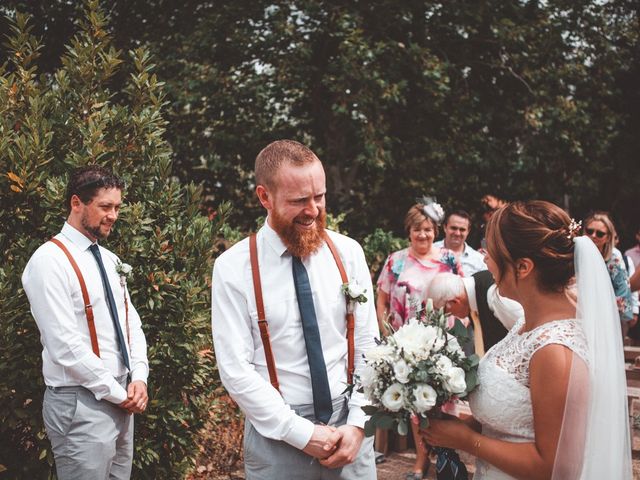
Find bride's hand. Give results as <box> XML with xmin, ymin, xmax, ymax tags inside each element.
<box><xmin>419</xmin><ymin>417</ymin><xmax>473</xmax><ymax>450</ymax></box>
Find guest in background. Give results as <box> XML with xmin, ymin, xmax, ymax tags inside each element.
<box><xmin>434</xmin><ymin>210</ymin><xmax>487</xmax><ymax>276</ymax></box>
<box><xmin>583</xmin><ymin>212</ymin><xmax>633</xmax><ymax>333</ymax></box>
<box><xmin>429</xmin><ymin>271</ymin><xmax>523</xmax><ymax>355</ymax></box>
<box><xmin>479</xmin><ymin>194</ymin><xmax>507</xmax><ymax>252</ymax></box>
<box><xmin>625</xmin><ymin>224</ymin><xmax>640</xmax><ymax>268</ymax></box>
<box><xmin>615</xmin><ymin>233</ymin><xmax>640</xmax><ymax>339</ymax></box>
<box><xmin>376</xmin><ymin>198</ymin><xmax>459</xmax><ymax>480</ymax></box>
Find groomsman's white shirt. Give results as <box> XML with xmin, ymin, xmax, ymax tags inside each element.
<box><xmin>22</xmin><ymin>222</ymin><xmax>149</xmax><ymax>404</ymax></box>
<box><xmin>434</xmin><ymin>240</ymin><xmax>487</xmax><ymax>276</ymax></box>
<box><xmin>211</xmin><ymin>221</ymin><xmax>379</xmax><ymax>450</ymax></box>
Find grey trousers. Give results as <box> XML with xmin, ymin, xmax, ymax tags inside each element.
<box><xmin>42</xmin><ymin>375</ymin><xmax>134</xmax><ymax>480</ymax></box>
<box><xmin>244</xmin><ymin>396</ymin><xmax>376</xmax><ymax>480</ymax></box>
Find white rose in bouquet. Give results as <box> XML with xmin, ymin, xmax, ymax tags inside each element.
<box><xmin>360</xmin><ymin>364</ymin><xmax>379</xmax><ymax>391</ymax></box>
<box><xmin>435</xmin><ymin>354</ymin><xmax>453</xmax><ymax>374</ymax></box>
<box><xmin>413</xmin><ymin>384</ymin><xmax>438</xmax><ymax>413</ymax></box>
<box><xmin>381</xmin><ymin>383</ymin><xmax>406</xmax><ymax>412</ymax></box>
<box><xmin>393</xmin><ymin>359</ymin><xmax>410</xmax><ymax>384</ymax></box>
<box><xmin>445</xmin><ymin>335</ymin><xmax>462</xmax><ymax>355</ymax></box>
<box><xmin>365</xmin><ymin>343</ymin><xmax>395</xmax><ymax>362</ymax></box>
<box><xmin>443</xmin><ymin>367</ymin><xmax>467</xmax><ymax>394</ymax></box>
<box><xmin>393</xmin><ymin>320</ymin><xmax>438</xmax><ymax>360</ymax></box>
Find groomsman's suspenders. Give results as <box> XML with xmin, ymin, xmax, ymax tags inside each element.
<box><xmin>49</xmin><ymin>238</ymin><xmax>131</xmax><ymax>358</ymax></box>
<box><xmin>248</xmin><ymin>231</ymin><xmax>356</xmax><ymax>393</ymax></box>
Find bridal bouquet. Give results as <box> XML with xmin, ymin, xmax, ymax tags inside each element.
<box><xmin>359</xmin><ymin>300</ymin><xmax>478</xmax><ymax>478</ymax></box>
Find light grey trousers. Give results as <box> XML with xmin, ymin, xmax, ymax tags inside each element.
<box><xmin>42</xmin><ymin>375</ymin><xmax>133</xmax><ymax>480</ymax></box>
<box><xmin>244</xmin><ymin>395</ymin><xmax>376</xmax><ymax>480</ymax></box>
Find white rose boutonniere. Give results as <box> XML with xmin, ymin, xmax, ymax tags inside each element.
<box><xmin>341</xmin><ymin>279</ymin><xmax>368</xmax><ymax>313</ymax></box>
<box><xmin>116</xmin><ymin>261</ymin><xmax>133</xmax><ymax>287</ymax></box>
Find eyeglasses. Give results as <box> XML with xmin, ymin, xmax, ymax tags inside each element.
<box><xmin>585</xmin><ymin>227</ymin><xmax>608</xmax><ymax>239</ymax></box>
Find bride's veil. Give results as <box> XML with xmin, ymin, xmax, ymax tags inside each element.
<box><xmin>552</xmin><ymin>236</ymin><xmax>632</xmax><ymax>479</ymax></box>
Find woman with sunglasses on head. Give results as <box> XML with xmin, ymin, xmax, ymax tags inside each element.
<box><xmin>418</xmin><ymin>201</ymin><xmax>631</xmax><ymax>479</ymax></box>
<box><xmin>583</xmin><ymin>212</ymin><xmax>634</xmax><ymax>333</ymax></box>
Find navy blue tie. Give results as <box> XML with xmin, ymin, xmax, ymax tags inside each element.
<box><xmin>89</xmin><ymin>244</ymin><xmax>130</xmax><ymax>370</ymax></box>
<box><xmin>292</xmin><ymin>256</ymin><xmax>333</xmax><ymax>424</ymax></box>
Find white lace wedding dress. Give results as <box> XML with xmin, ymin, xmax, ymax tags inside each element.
<box><xmin>468</xmin><ymin>317</ymin><xmax>588</xmax><ymax>480</ymax></box>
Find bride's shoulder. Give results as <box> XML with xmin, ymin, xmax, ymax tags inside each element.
<box><xmin>530</xmin><ymin>320</ymin><xmax>588</xmax><ymax>362</ymax></box>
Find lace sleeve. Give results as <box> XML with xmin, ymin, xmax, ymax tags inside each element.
<box><xmin>529</xmin><ymin>320</ymin><xmax>588</xmax><ymax>366</ymax></box>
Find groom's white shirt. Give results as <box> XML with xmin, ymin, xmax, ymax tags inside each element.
<box><xmin>22</xmin><ymin>222</ymin><xmax>149</xmax><ymax>404</ymax></box>
<box><xmin>211</xmin><ymin>221</ymin><xmax>378</xmax><ymax>449</ymax></box>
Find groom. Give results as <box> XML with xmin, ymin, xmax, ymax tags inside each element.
<box><xmin>211</xmin><ymin>140</ymin><xmax>378</xmax><ymax>479</ymax></box>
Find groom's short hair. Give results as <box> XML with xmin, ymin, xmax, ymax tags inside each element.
<box><xmin>255</xmin><ymin>140</ymin><xmax>320</xmax><ymax>190</ymax></box>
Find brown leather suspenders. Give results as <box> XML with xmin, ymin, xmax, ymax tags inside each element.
<box><xmin>249</xmin><ymin>234</ymin><xmax>280</xmax><ymax>391</ymax></box>
<box><xmin>49</xmin><ymin>238</ymin><xmax>101</xmax><ymax>357</ymax></box>
<box><xmin>249</xmin><ymin>231</ymin><xmax>356</xmax><ymax>393</ymax></box>
<box><xmin>49</xmin><ymin>238</ymin><xmax>131</xmax><ymax>358</ymax></box>
<box><xmin>322</xmin><ymin>233</ymin><xmax>356</xmax><ymax>386</ymax></box>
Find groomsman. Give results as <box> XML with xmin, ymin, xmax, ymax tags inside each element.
<box><xmin>211</xmin><ymin>140</ymin><xmax>378</xmax><ymax>479</ymax></box>
<box><xmin>22</xmin><ymin>165</ymin><xmax>149</xmax><ymax>479</ymax></box>
<box><xmin>434</xmin><ymin>210</ymin><xmax>486</xmax><ymax>276</ymax></box>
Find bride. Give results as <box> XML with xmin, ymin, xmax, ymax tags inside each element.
<box><xmin>420</xmin><ymin>200</ymin><xmax>632</xmax><ymax>479</ymax></box>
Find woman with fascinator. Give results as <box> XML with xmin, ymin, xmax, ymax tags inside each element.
<box><xmin>376</xmin><ymin>197</ymin><xmax>462</xmax><ymax>479</ymax></box>
<box><xmin>420</xmin><ymin>200</ymin><xmax>631</xmax><ymax>479</ymax></box>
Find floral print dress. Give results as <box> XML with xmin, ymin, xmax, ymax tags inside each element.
<box><xmin>377</xmin><ymin>247</ymin><xmax>459</xmax><ymax>331</ymax></box>
<box><xmin>607</xmin><ymin>250</ymin><xmax>633</xmax><ymax>322</ymax></box>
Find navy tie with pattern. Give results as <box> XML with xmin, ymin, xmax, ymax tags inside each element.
<box><xmin>89</xmin><ymin>244</ymin><xmax>131</xmax><ymax>370</ymax></box>
<box><xmin>292</xmin><ymin>256</ymin><xmax>333</xmax><ymax>424</ymax></box>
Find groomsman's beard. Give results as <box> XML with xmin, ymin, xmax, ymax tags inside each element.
<box><xmin>81</xmin><ymin>215</ymin><xmax>112</xmax><ymax>240</ymax></box>
<box><xmin>272</xmin><ymin>209</ymin><xmax>326</xmax><ymax>258</ymax></box>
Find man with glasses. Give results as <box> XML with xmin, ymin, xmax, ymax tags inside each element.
<box><xmin>22</xmin><ymin>165</ymin><xmax>149</xmax><ymax>479</ymax></box>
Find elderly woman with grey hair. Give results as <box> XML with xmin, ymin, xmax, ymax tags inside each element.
<box><xmin>428</xmin><ymin>271</ymin><xmax>523</xmax><ymax>355</ymax></box>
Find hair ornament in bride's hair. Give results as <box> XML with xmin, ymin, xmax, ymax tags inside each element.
<box><xmin>416</xmin><ymin>195</ymin><xmax>445</xmax><ymax>225</ymax></box>
<box><xmin>566</xmin><ymin>218</ymin><xmax>582</xmax><ymax>240</ymax></box>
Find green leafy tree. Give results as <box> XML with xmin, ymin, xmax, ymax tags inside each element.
<box><xmin>1</xmin><ymin>1</ymin><xmax>638</xmax><ymax>241</ymax></box>
<box><xmin>0</xmin><ymin>2</ymin><xmax>224</xmax><ymax>477</ymax></box>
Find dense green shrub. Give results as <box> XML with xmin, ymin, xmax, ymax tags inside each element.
<box><xmin>0</xmin><ymin>2</ymin><xmax>225</xmax><ymax>477</ymax></box>
<box><xmin>362</xmin><ymin>228</ymin><xmax>408</xmax><ymax>281</ymax></box>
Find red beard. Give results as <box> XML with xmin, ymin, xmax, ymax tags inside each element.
<box><xmin>271</xmin><ymin>208</ymin><xmax>327</xmax><ymax>258</ymax></box>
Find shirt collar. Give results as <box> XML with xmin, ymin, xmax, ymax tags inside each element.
<box><xmin>61</xmin><ymin>222</ymin><xmax>96</xmax><ymax>251</ymax></box>
<box><xmin>462</xmin><ymin>276</ymin><xmax>478</xmax><ymax>312</ymax></box>
<box><xmin>262</xmin><ymin>217</ymin><xmax>289</xmax><ymax>257</ymax></box>
<box><xmin>441</xmin><ymin>240</ymin><xmax>470</xmax><ymax>257</ymax></box>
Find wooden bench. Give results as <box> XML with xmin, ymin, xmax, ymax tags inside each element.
<box><xmin>624</xmin><ymin>346</ymin><xmax>640</xmax><ymax>363</ymax></box>
<box><xmin>626</xmin><ymin>364</ymin><xmax>640</xmax><ymax>381</ymax></box>
<box><xmin>628</xmin><ymin>384</ymin><xmax>640</xmax><ymax>412</ymax></box>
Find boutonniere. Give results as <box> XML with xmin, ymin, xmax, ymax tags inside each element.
<box><xmin>115</xmin><ymin>261</ymin><xmax>133</xmax><ymax>287</ymax></box>
<box><xmin>341</xmin><ymin>280</ymin><xmax>368</xmax><ymax>313</ymax></box>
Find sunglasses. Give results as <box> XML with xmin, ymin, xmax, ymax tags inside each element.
<box><xmin>585</xmin><ymin>227</ymin><xmax>608</xmax><ymax>239</ymax></box>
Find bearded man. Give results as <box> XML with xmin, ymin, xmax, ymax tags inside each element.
<box><xmin>22</xmin><ymin>165</ymin><xmax>149</xmax><ymax>479</ymax></box>
<box><xmin>211</xmin><ymin>140</ymin><xmax>378</xmax><ymax>479</ymax></box>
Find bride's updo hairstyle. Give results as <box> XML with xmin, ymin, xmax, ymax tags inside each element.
<box><xmin>486</xmin><ymin>200</ymin><xmax>575</xmax><ymax>293</ymax></box>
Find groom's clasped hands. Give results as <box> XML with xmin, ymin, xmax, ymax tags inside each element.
<box><xmin>303</xmin><ymin>424</ymin><xmax>366</xmax><ymax>468</ymax></box>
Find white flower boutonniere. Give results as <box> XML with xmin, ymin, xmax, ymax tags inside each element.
<box><xmin>116</xmin><ymin>261</ymin><xmax>133</xmax><ymax>287</ymax></box>
<box><xmin>341</xmin><ymin>280</ymin><xmax>368</xmax><ymax>313</ymax></box>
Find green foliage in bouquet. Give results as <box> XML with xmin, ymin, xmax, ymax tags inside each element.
<box><xmin>0</xmin><ymin>2</ymin><xmax>225</xmax><ymax>477</ymax></box>
<box><xmin>359</xmin><ymin>301</ymin><xmax>479</xmax><ymax>437</ymax></box>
